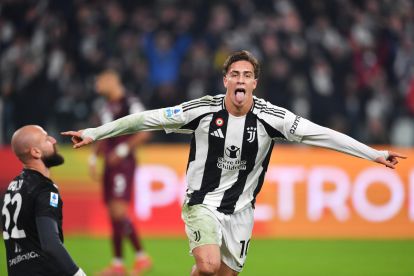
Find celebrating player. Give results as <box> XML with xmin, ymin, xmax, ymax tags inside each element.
<box><xmin>2</xmin><ymin>125</ymin><xmax>86</xmax><ymax>276</ymax></box>
<box><xmin>62</xmin><ymin>50</ymin><xmax>406</xmax><ymax>276</ymax></box>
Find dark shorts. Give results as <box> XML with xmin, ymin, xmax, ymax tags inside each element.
<box><xmin>103</xmin><ymin>158</ymin><xmax>135</xmax><ymax>204</ymax></box>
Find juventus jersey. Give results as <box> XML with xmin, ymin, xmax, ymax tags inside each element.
<box><xmin>83</xmin><ymin>94</ymin><xmax>387</xmax><ymax>215</ymax></box>
<box><xmin>1</xmin><ymin>169</ymin><xmax>66</xmax><ymax>275</ymax></box>
<box><xmin>162</xmin><ymin>95</ymin><xmax>303</xmax><ymax>214</ymax></box>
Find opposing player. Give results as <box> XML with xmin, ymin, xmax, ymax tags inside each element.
<box><xmin>62</xmin><ymin>51</ymin><xmax>406</xmax><ymax>276</ymax></box>
<box><xmin>91</xmin><ymin>70</ymin><xmax>152</xmax><ymax>276</ymax></box>
<box><xmin>1</xmin><ymin>125</ymin><xmax>86</xmax><ymax>276</ymax></box>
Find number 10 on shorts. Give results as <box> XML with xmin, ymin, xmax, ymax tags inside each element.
<box><xmin>239</xmin><ymin>239</ymin><xmax>250</xmax><ymax>258</ymax></box>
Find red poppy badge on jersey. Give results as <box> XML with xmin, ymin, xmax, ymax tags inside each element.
<box><xmin>215</xmin><ymin>118</ymin><xmax>224</xmax><ymax>127</ymax></box>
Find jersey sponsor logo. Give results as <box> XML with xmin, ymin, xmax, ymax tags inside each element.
<box><xmin>164</xmin><ymin>106</ymin><xmax>182</xmax><ymax>118</ymax></box>
<box><xmin>9</xmin><ymin>251</ymin><xmax>40</xmax><ymax>267</ymax></box>
<box><xmin>50</xmin><ymin>192</ymin><xmax>59</xmax><ymax>207</ymax></box>
<box><xmin>217</xmin><ymin>157</ymin><xmax>247</xmax><ymax>171</ymax></box>
<box><xmin>246</xmin><ymin>127</ymin><xmax>257</xmax><ymax>143</ymax></box>
<box><xmin>210</xmin><ymin>128</ymin><xmax>224</xmax><ymax>138</ymax></box>
<box><xmin>289</xmin><ymin>115</ymin><xmax>301</xmax><ymax>134</ymax></box>
<box><xmin>225</xmin><ymin>145</ymin><xmax>240</xmax><ymax>158</ymax></box>
<box><xmin>215</xmin><ymin>118</ymin><xmax>224</xmax><ymax>126</ymax></box>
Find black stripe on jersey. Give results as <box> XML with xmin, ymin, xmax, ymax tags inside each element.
<box><xmin>266</xmin><ymin>108</ymin><xmax>286</xmax><ymax>116</ymax></box>
<box><xmin>186</xmin><ymin>135</ymin><xmax>196</xmax><ymax>172</ymax></box>
<box><xmin>183</xmin><ymin>102</ymin><xmax>222</xmax><ymax>112</ymax></box>
<box><xmin>189</xmin><ymin>110</ymin><xmax>229</xmax><ymax>206</ymax></box>
<box><xmin>251</xmin><ymin>140</ymin><xmax>274</xmax><ymax>207</ymax></box>
<box><xmin>265</xmin><ymin>106</ymin><xmax>286</xmax><ymax>113</ymax></box>
<box><xmin>263</xmin><ymin>108</ymin><xmax>286</xmax><ymax>118</ymax></box>
<box><xmin>217</xmin><ymin>111</ymin><xmax>258</xmax><ymax>214</ymax></box>
<box><xmin>182</xmin><ymin>97</ymin><xmax>223</xmax><ymax>109</ymax></box>
<box><xmin>257</xmin><ymin>118</ymin><xmax>285</xmax><ymax>139</ymax></box>
<box><xmin>181</xmin><ymin>113</ymin><xmax>213</xmax><ymax>131</ymax></box>
<box><xmin>253</xmin><ymin>100</ymin><xmax>265</xmax><ymax>108</ymax></box>
<box><xmin>262</xmin><ymin>111</ymin><xmax>284</xmax><ymax>119</ymax></box>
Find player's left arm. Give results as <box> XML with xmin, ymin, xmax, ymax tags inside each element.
<box><xmin>291</xmin><ymin>117</ymin><xmax>407</xmax><ymax>169</ymax></box>
<box><xmin>36</xmin><ymin>217</ymin><xmax>83</xmax><ymax>275</ymax></box>
<box><xmin>34</xmin><ymin>188</ymin><xmax>85</xmax><ymax>275</ymax></box>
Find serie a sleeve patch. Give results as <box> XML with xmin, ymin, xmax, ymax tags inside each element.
<box><xmin>50</xmin><ymin>192</ymin><xmax>59</xmax><ymax>207</ymax></box>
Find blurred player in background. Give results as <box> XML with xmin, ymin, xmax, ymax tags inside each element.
<box><xmin>1</xmin><ymin>125</ymin><xmax>86</xmax><ymax>276</ymax></box>
<box><xmin>90</xmin><ymin>70</ymin><xmax>152</xmax><ymax>276</ymax></box>
<box><xmin>62</xmin><ymin>51</ymin><xmax>406</xmax><ymax>276</ymax></box>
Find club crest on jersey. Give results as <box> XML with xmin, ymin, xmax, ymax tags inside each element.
<box><xmin>246</xmin><ymin>127</ymin><xmax>257</xmax><ymax>143</ymax></box>
<box><xmin>50</xmin><ymin>192</ymin><xmax>59</xmax><ymax>207</ymax></box>
<box><xmin>215</xmin><ymin>118</ymin><xmax>224</xmax><ymax>127</ymax></box>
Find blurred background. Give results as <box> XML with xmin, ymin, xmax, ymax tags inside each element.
<box><xmin>1</xmin><ymin>0</ymin><xmax>414</xmax><ymax>275</ymax></box>
<box><xmin>1</xmin><ymin>0</ymin><xmax>414</xmax><ymax>145</ymax></box>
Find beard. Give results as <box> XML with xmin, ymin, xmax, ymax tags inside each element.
<box><xmin>42</xmin><ymin>151</ymin><xmax>65</xmax><ymax>168</ymax></box>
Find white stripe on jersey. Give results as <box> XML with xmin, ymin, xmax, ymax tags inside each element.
<box><xmin>187</xmin><ymin>115</ymin><xmax>213</xmax><ymax>191</ymax></box>
<box><xmin>203</xmin><ymin>114</ymin><xmax>246</xmax><ymax>208</ymax></box>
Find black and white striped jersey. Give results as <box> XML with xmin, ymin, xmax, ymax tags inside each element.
<box><xmin>159</xmin><ymin>94</ymin><xmax>306</xmax><ymax>214</ymax></box>
<box><xmin>84</xmin><ymin>94</ymin><xmax>387</xmax><ymax>215</ymax></box>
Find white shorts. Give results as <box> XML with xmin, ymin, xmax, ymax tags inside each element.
<box><xmin>181</xmin><ymin>203</ymin><xmax>254</xmax><ymax>272</ymax></box>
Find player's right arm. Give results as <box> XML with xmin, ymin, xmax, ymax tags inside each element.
<box><xmin>62</xmin><ymin>108</ymin><xmax>177</xmax><ymax>148</ymax></box>
<box><xmin>62</xmin><ymin>95</ymin><xmax>217</xmax><ymax>148</ymax></box>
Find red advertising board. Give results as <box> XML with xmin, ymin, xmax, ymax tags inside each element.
<box><xmin>1</xmin><ymin>145</ymin><xmax>413</xmax><ymax>238</ymax></box>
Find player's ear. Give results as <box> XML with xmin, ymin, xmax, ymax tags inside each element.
<box><xmin>30</xmin><ymin>147</ymin><xmax>42</xmax><ymax>159</ymax></box>
<box><xmin>252</xmin><ymin>78</ymin><xmax>257</xmax><ymax>90</ymax></box>
<box><xmin>223</xmin><ymin>75</ymin><xmax>228</xmax><ymax>88</ymax></box>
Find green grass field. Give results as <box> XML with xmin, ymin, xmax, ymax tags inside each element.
<box><xmin>1</xmin><ymin>237</ymin><xmax>414</xmax><ymax>275</ymax></box>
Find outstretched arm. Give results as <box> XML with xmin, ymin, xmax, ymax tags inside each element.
<box><xmin>62</xmin><ymin>109</ymin><xmax>167</xmax><ymax>148</ymax></box>
<box><xmin>300</xmin><ymin>120</ymin><xmax>407</xmax><ymax>169</ymax></box>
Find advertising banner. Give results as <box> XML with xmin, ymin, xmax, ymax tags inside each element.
<box><xmin>1</xmin><ymin>145</ymin><xmax>413</xmax><ymax>238</ymax></box>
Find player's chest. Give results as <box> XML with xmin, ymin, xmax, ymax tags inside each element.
<box><xmin>197</xmin><ymin>112</ymin><xmax>269</xmax><ymax>151</ymax></box>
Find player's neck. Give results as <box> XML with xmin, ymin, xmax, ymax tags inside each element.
<box><xmin>24</xmin><ymin>162</ymin><xmax>50</xmax><ymax>178</ymax></box>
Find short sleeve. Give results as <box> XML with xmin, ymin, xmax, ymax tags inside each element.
<box><xmin>34</xmin><ymin>186</ymin><xmax>62</xmax><ymax>220</ymax></box>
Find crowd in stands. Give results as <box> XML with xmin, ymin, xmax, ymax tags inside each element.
<box><xmin>1</xmin><ymin>0</ymin><xmax>414</xmax><ymax>145</ymax></box>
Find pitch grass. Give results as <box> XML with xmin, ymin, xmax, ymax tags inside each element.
<box><xmin>1</xmin><ymin>237</ymin><xmax>414</xmax><ymax>276</ymax></box>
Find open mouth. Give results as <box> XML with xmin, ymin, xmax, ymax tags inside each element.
<box><xmin>235</xmin><ymin>88</ymin><xmax>246</xmax><ymax>102</ymax></box>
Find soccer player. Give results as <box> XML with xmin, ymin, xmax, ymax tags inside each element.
<box><xmin>62</xmin><ymin>50</ymin><xmax>406</xmax><ymax>276</ymax></box>
<box><xmin>90</xmin><ymin>70</ymin><xmax>152</xmax><ymax>276</ymax></box>
<box><xmin>1</xmin><ymin>125</ymin><xmax>86</xmax><ymax>276</ymax></box>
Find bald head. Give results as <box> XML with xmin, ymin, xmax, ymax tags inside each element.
<box><xmin>11</xmin><ymin>125</ymin><xmax>45</xmax><ymax>162</ymax></box>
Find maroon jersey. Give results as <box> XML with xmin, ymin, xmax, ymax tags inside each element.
<box><xmin>98</xmin><ymin>95</ymin><xmax>145</xmax><ymax>203</ymax></box>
